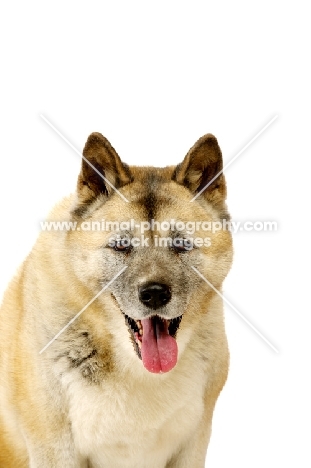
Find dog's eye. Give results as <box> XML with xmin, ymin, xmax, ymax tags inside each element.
<box><xmin>114</xmin><ymin>238</ymin><xmax>131</xmax><ymax>252</ymax></box>
<box><xmin>172</xmin><ymin>238</ymin><xmax>193</xmax><ymax>252</ymax></box>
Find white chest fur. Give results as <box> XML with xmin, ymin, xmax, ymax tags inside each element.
<box><xmin>66</xmin><ymin>362</ymin><xmax>206</xmax><ymax>468</ymax></box>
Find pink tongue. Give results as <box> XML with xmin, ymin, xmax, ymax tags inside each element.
<box><xmin>141</xmin><ymin>318</ymin><xmax>178</xmax><ymax>373</ymax></box>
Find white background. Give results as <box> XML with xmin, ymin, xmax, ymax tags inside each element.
<box><xmin>0</xmin><ymin>2</ymin><xmax>310</xmax><ymax>466</ymax></box>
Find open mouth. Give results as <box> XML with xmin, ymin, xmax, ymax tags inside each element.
<box><xmin>124</xmin><ymin>314</ymin><xmax>182</xmax><ymax>374</ymax></box>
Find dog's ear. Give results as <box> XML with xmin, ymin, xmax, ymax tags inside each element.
<box><xmin>172</xmin><ymin>134</ymin><xmax>227</xmax><ymax>213</ymax></box>
<box><xmin>74</xmin><ymin>133</ymin><xmax>132</xmax><ymax>216</ymax></box>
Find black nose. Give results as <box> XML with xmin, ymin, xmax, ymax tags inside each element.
<box><xmin>138</xmin><ymin>283</ymin><xmax>171</xmax><ymax>309</ymax></box>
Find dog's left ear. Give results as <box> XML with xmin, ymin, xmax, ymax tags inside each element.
<box><xmin>74</xmin><ymin>132</ymin><xmax>132</xmax><ymax>216</ymax></box>
<box><xmin>172</xmin><ymin>134</ymin><xmax>227</xmax><ymax>213</ymax></box>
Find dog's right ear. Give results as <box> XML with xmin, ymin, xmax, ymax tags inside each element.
<box><xmin>73</xmin><ymin>133</ymin><xmax>132</xmax><ymax>216</ymax></box>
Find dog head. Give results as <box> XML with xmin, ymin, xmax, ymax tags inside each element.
<box><xmin>67</xmin><ymin>132</ymin><xmax>232</xmax><ymax>374</ymax></box>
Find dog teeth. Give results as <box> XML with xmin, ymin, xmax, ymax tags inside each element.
<box><xmin>137</xmin><ymin>340</ymin><xmax>142</xmax><ymax>349</ymax></box>
<box><xmin>136</xmin><ymin>320</ymin><xmax>143</xmax><ymax>335</ymax></box>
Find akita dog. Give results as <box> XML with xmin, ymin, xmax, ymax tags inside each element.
<box><xmin>0</xmin><ymin>132</ymin><xmax>232</xmax><ymax>467</ymax></box>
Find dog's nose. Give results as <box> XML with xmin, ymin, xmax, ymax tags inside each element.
<box><xmin>138</xmin><ymin>283</ymin><xmax>171</xmax><ymax>309</ymax></box>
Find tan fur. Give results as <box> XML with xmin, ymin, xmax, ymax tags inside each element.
<box><xmin>0</xmin><ymin>133</ymin><xmax>232</xmax><ymax>467</ymax></box>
